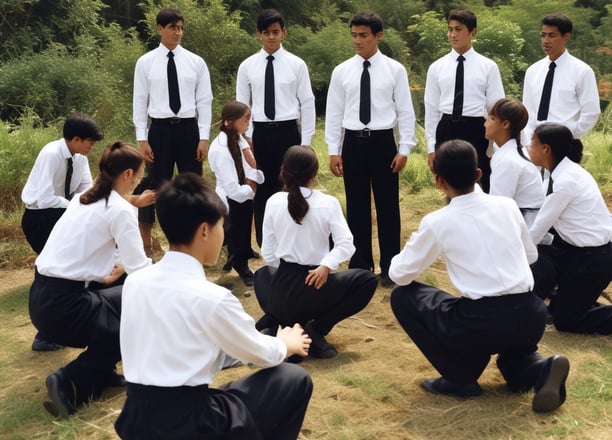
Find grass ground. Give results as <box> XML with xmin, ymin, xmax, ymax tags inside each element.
<box><xmin>1</xmin><ymin>186</ymin><xmax>610</xmax><ymax>440</ymax></box>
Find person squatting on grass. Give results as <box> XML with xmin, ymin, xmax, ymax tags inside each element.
<box><xmin>253</xmin><ymin>145</ymin><xmax>378</xmax><ymax>361</ymax></box>
<box><xmin>29</xmin><ymin>142</ymin><xmax>152</xmax><ymax>418</ymax></box>
<box><xmin>116</xmin><ymin>172</ymin><xmax>312</xmax><ymax>439</ymax></box>
<box><xmin>527</xmin><ymin>123</ymin><xmax>612</xmax><ymax>334</ymax></box>
<box><xmin>389</xmin><ymin>139</ymin><xmax>569</xmax><ymax>413</ymax></box>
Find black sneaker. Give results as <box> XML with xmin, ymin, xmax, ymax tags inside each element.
<box><xmin>422</xmin><ymin>377</ymin><xmax>482</xmax><ymax>398</ymax></box>
<box><xmin>304</xmin><ymin>322</ymin><xmax>338</xmax><ymax>359</ymax></box>
<box><xmin>532</xmin><ymin>355</ymin><xmax>569</xmax><ymax>412</ymax></box>
<box><xmin>44</xmin><ymin>370</ymin><xmax>76</xmax><ymax>418</ymax></box>
<box><xmin>32</xmin><ymin>336</ymin><xmax>63</xmax><ymax>352</ymax></box>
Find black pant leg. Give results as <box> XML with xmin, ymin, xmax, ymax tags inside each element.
<box><xmin>21</xmin><ymin>208</ymin><xmax>66</xmax><ymax>254</ymax></box>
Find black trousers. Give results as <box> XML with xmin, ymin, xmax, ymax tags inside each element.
<box><xmin>435</xmin><ymin>115</ymin><xmax>491</xmax><ymax>192</ymax></box>
<box><xmin>226</xmin><ymin>198</ymin><xmax>254</xmax><ymax>268</ymax></box>
<box><xmin>532</xmin><ymin>239</ymin><xmax>612</xmax><ymax>334</ymax></box>
<box><xmin>138</xmin><ymin>118</ymin><xmax>202</xmax><ymax>224</ymax></box>
<box><xmin>391</xmin><ymin>282</ymin><xmax>550</xmax><ymax>390</ymax></box>
<box><xmin>252</xmin><ymin>120</ymin><xmax>300</xmax><ymax>247</ymax></box>
<box><xmin>28</xmin><ymin>270</ymin><xmax>122</xmax><ymax>405</ymax></box>
<box><xmin>341</xmin><ymin>129</ymin><xmax>400</xmax><ymax>276</ymax></box>
<box><xmin>21</xmin><ymin>207</ymin><xmax>66</xmax><ymax>254</ymax></box>
<box><xmin>115</xmin><ymin>363</ymin><xmax>313</xmax><ymax>440</ymax></box>
<box><xmin>254</xmin><ymin>263</ymin><xmax>377</xmax><ymax>335</ymax></box>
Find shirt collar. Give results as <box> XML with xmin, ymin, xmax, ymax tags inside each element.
<box><xmin>160</xmin><ymin>251</ymin><xmax>207</xmax><ymax>279</ymax></box>
<box><xmin>548</xmin><ymin>49</ymin><xmax>568</xmax><ymax>65</ymax></box>
<box><xmin>451</xmin><ymin>47</ymin><xmax>475</xmax><ymax>59</ymax></box>
<box><xmin>159</xmin><ymin>43</ymin><xmax>183</xmax><ymax>55</ymax></box>
<box><xmin>60</xmin><ymin>138</ymin><xmax>72</xmax><ymax>159</ymax></box>
<box><xmin>261</xmin><ymin>45</ymin><xmax>284</xmax><ymax>58</ymax></box>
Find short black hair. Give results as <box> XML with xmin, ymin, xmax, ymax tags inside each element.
<box><xmin>156</xmin><ymin>173</ymin><xmax>227</xmax><ymax>245</ymax></box>
<box><xmin>350</xmin><ymin>12</ymin><xmax>383</xmax><ymax>34</ymax></box>
<box><xmin>448</xmin><ymin>9</ymin><xmax>477</xmax><ymax>32</ymax></box>
<box><xmin>157</xmin><ymin>8</ymin><xmax>184</xmax><ymax>27</ymax></box>
<box><xmin>433</xmin><ymin>140</ymin><xmax>479</xmax><ymax>191</ymax></box>
<box><xmin>257</xmin><ymin>9</ymin><xmax>285</xmax><ymax>31</ymax></box>
<box><xmin>542</xmin><ymin>13</ymin><xmax>572</xmax><ymax>35</ymax></box>
<box><xmin>63</xmin><ymin>112</ymin><xmax>103</xmax><ymax>141</ymax></box>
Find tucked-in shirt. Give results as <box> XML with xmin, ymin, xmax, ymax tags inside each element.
<box><xmin>236</xmin><ymin>46</ymin><xmax>316</xmax><ymax>144</ymax></box>
<box><xmin>133</xmin><ymin>43</ymin><xmax>213</xmax><ymax>141</ymax></box>
<box><xmin>489</xmin><ymin>139</ymin><xmax>545</xmax><ymax>210</ymax></box>
<box><xmin>424</xmin><ymin>48</ymin><xmax>505</xmax><ymax>153</ymax></box>
<box><xmin>262</xmin><ymin>188</ymin><xmax>355</xmax><ymax>270</ymax></box>
<box><xmin>36</xmin><ymin>190</ymin><xmax>150</xmax><ymax>281</ymax></box>
<box><xmin>21</xmin><ymin>139</ymin><xmax>92</xmax><ymax>209</ymax></box>
<box><xmin>120</xmin><ymin>251</ymin><xmax>287</xmax><ymax>386</ymax></box>
<box><xmin>325</xmin><ymin>50</ymin><xmax>417</xmax><ymax>156</ymax></box>
<box><xmin>389</xmin><ymin>191</ymin><xmax>537</xmax><ymax>299</ymax></box>
<box><xmin>522</xmin><ymin>50</ymin><xmax>600</xmax><ymax>143</ymax></box>
<box><xmin>529</xmin><ymin>157</ymin><xmax>612</xmax><ymax>247</ymax></box>
<box><xmin>208</xmin><ymin>131</ymin><xmax>264</xmax><ymax>205</ymax></box>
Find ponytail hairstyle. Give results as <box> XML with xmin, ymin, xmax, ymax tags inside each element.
<box><xmin>280</xmin><ymin>145</ymin><xmax>319</xmax><ymax>224</ymax></box>
<box><xmin>489</xmin><ymin>98</ymin><xmax>530</xmax><ymax>160</ymax></box>
<box><xmin>533</xmin><ymin>123</ymin><xmax>583</xmax><ymax>165</ymax></box>
<box><xmin>80</xmin><ymin>141</ymin><xmax>144</xmax><ymax>205</ymax></box>
<box><xmin>218</xmin><ymin>100</ymin><xmax>250</xmax><ymax>184</ymax></box>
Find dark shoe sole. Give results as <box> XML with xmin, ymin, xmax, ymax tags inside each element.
<box><xmin>422</xmin><ymin>377</ymin><xmax>482</xmax><ymax>398</ymax></box>
<box><xmin>45</xmin><ymin>372</ymin><xmax>75</xmax><ymax>419</ymax></box>
<box><xmin>533</xmin><ymin>355</ymin><xmax>569</xmax><ymax>413</ymax></box>
<box><xmin>32</xmin><ymin>338</ymin><xmax>63</xmax><ymax>352</ymax></box>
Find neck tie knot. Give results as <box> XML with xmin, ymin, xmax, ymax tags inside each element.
<box><xmin>549</xmin><ymin>61</ymin><xmax>556</xmax><ymax>70</ymax></box>
<box><xmin>264</xmin><ymin>54</ymin><xmax>276</xmax><ymax>120</ymax></box>
<box><xmin>363</xmin><ymin>60</ymin><xmax>370</xmax><ymax>69</ymax></box>
<box><xmin>457</xmin><ymin>54</ymin><xmax>465</xmax><ymax>62</ymax></box>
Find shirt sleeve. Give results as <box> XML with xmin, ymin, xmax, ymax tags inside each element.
<box><xmin>424</xmin><ymin>63</ymin><xmax>441</xmax><ymax>154</ymax></box>
<box><xmin>574</xmin><ymin>67</ymin><xmax>601</xmax><ymax>138</ymax></box>
<box><xmin>325</xmin><ymin>66</ymin><xmax>345</xmax><ymax>156</ymax></box>
<box><xmin>393</xmin><ymin>63</ymin><xmax>417</xmax><ymax>156</ymax></box>
<box><xmin>319</xmin><ymin>199</ymin><xmax>355</xmax><ymax>270</ymax></box>
<box><xmin>133</xmin><ymin>57</ymin><xmax>150</xmax><ymax>141</ymax></box>
<box><xmin>296</xmin><ymin>60</ymin><xmax>316</xmax><ymax>145</ymax></box>
<box><xmin>195</xmin><ymin>60</ymin><xmax>213</xmax><ymax>140</ymax></box>
<box><xmin>110</xmin><ymin>205</ymin><xmax>151</xmax><ymax>273</ymax></box>
<box><xmin>261</xmin><ymin>200</ymin><xmax>280</xmax><ymax>267</ymax></box>
<box><xmin>214</xmin><ymin>152</ymin><xmax>256</xmax><ymax>203</ymax></box>
<box><xmin>236</xmin><ymin>61</ymin><xmax>254</xmax><ymax>139</ymax></box>
<box><xmin>489</xmin><ymin>155</ymin><xmax>520</xmax><ymax>199</ymax></box>
<box><xmin>29</xmin><ymin>151</ymin><xmax>71</xmax><ymax>209</ymax></box>
<box><xmin>389</xmin><ymin>218</ymin><xmax>443</xmax><ymax>286</ymax></box>
<box><xmin>485</xmin><ymin>62</ymin><xmax>505</xmax><ymax>112</ymax></box>
<box><xmin>74</xmin><ymin>158</ymin><xmax>93</xmax><ymax>194</ymax></box>
<box><xmin>529</xmin><ymin>189</ymin><xmax>573</xmax><ymax>245</ymax></box>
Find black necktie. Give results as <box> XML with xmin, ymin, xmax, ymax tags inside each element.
<box><xmin>452</xmin><ymin>55</ymin><xmax>465</xmax><ymax>118</ymax></box>
<box><xmin>546</xmin><ymin>176</ymin><xmax>554</xmax><ymax>195</ymax></box>
<box><xmin>264</xmin><ymin>55</ymin><xmax>275</xmax><ymax>120</ymax></box>
<box><xmin>537</xmin><ymin>61</ymin><xmax>556</xmax><ymax>121</ymax></box>
<box><xmin>65</xmin><ymin>157</ymin><xmax>73</xmax><ymax>200</ymax></box>
<box><xmin>167</xmin><ymin>51</ymin><xmax>181</xmax><ymax>114</ymax></box>
<box><xmin>360</xmin><ymin>60</ymin><xmax>371</xmax><ymax>125</ymax></box>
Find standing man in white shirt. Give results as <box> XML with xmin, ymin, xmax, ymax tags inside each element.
<box><xmin>325</xmin><ymin>11</ymin><xmax>417</xmax><ymax>285</ymax></box>
<box><xmin>236</xmin><ymin>9</ymin><xmax>315</xmax><ymax>248</ymax></box>
<box><xmin>424</xmin><ymin>9</ymin><xmax>504</xmax><ymax>193</ymax></box>
<box><xmin>133</xmin><ymin>7</ymin><xmax>213</xmax><ymax>253</ymax></box>
<box><xmin>389</xmin><ymin>139</ymin><xmax>569</xmax><ymax>413</ymax></box>
<box><xmin>522</xmin><ymin>13</ymin><xmax>600</xmax><ymax>144</ymax></box>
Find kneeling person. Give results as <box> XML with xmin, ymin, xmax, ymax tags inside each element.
<box><xmin>389</xmin><ymin>139</ymin><xmax>569</xmax><ymax>413</ymax></box>
<box><xmin>116</xmin><ymin>173</ymin><xmax>313</xmax><ymax>440</ymax></box>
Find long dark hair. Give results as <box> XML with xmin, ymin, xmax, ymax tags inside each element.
<box><xmin>218</xmin><ymin>100</ymin><xmax>249</xmax><ymax>184</ymax></box>
<box><xmin>534</xmin><ymin>123</ymin><xmax>583</xmax><ymax>165</ymax></box>
<box><xmin>280</xmin><ymin>145</ymin><xmax>319</xmax><ymax>225</ymax></box>
<box><xmin>489</xmin><ymin>98</ymin><xmax>530</xmax><ymax>160</ymax></box>
<box><xmin>80</xmin><ymin>141</ymin><xmax>143</xmax><ymax>205</ymax></box>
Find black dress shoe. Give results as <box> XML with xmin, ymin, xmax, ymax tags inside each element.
<box><xmin>422</xmin><ymin>377</ymin><xmax>482</xmax><ymax>398</ymax></box>
<box><xmin>234</xmin><ymin>265</ymin><xmax>254</xmax><ymax>286</ymax></box>
<box><xmin>304</xmin><ymin>322</ymin><xmax>338</xmax><ymax>359</ymax></box>
<box><xmin>44</xmin><ymin>370</ymin><xmax>76</xmax><ymax>418</ymax></box>
<box><xmin>532</xmin><ymin>355</ymin><xmax>569</xmax><ymax>413</ymax></box>
<box><xmin>32</xmin><ymin>336</ymin><xmax>63</xmax><ymax>352</ymax></box>
<box><xmin>104</xmin><ymin>373</ymin><xmax>127</xmax><ymax>388</ymax></box>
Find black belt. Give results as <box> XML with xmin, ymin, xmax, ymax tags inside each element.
<box><xmin>253</xmin><ymin>119</ymin><xmax>297</xmax><ymax>129</ymax></box>
<box><xmin>279</xmin><ymin>259</ymin><xmax>318</xmax><ymax>271</ymax></box>
<box><xmin>127</xmin><ymin>382</ymin><xmax>209</xmax><ymax>400</ymax></box>
<box><xmin>34</xmin><ymin>269</ymin><xmax>87</xmax><ymax>289</ymax></box>
<box><xmin>151</xmin><ymin>117</ymin><xmax>196</xmax><ymax>125</ymax></box>
<box><xmin>344</xmin><ymin>128</ymin><xmax>393</xmax><ymax>138</ymax></box>
<box><xmin>553</xmin><ymin>237</ymin><xmax>611</xmax><ymax>253</ymax></box>
<box><xmin>441</xmin><ymin>114</ymin><xmax>485</xmax><ymax>122</ymax></box>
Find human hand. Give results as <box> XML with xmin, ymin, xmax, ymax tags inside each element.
<box><xmin>130</xmin><ymin>189</ymin><xmax>156</xmax><ymax>208</ymax></box>
<box><xmin>102</xmin><ymin>264</ymin><xmax>126</xmax><ymax>285</ymax></box>
<box><xmin>330</xmin><ymin>155</ymin><xmax>343</xmax><ymax>177</ymax></box>
<box><xmin>139</xmin><ymin>141</ymin><xmax>154</xmax><ymax>163</ymax></box>
<box><xmin>277</xmin><ymin>323</ymin><xmax>311</xmax><ymax>358</ymax></box>
<box><xmin>246</xmin><ymin>179</ymin><xmax>257</xmax><ymax>194</ymax></box>
<box><xmin>390</xmin><ymin>154</ymin><xmax>407</xmax><ymax>173</ymax></box>
<box><xmin>196</xmin><ymin>140</ymin><xmax>209</xmax><ymax>162</ymax></box>
<box><xmin>305</xmin><ymin>265</ymin><xmax>330</xmax><ymax>289</ymax></box>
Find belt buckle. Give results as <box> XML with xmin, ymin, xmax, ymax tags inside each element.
<box><xmin>267</xmin><ymin>122</ymin><xmax>279</xmax><ymax>128</ymax></box>
<box><xmin>169</xmin><ymin>117</ymin><xmax>181</xmax><ymax>125</ymax></box>
<box><xmin>359</xmin><ymin>128</ymin><xmax>371</xmax><ymax>137</ymax></box>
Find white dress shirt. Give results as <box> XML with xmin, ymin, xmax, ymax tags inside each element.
<box><xmin>262</xmin><ymin>188</ymin><xmax>355</xmax><ymax>270</ymax></box>
<box><xmin>389</xmin><ymin>191</ymin><xmax>537</xmax><ymax>299</ymax></box>
<box><xmin>325</xmin><ymin>50</ymin><xmax>417</xmax><ymax>156</ymax></box>
<box><xmin>489</xmin><ymin>139</ymin><xmax>545</xmax><ymax>214</ymax></box>
<box><xmin>21</xmin><ymin>139</ymin><xmax>92</xmax><ymax>209</ymax></box>
<box><xmin>208</xmin><ymin>132</ymin><xmax>264</xmax><ymax>205</ymax></box>
<box><xmin>236</xmin><ymin>46</ymin><xmax>316</xmax><ymax>144</ymax></box>
<box><xmin>133</xmin><ymin>43</ymin><xmax>213</xmax><ymax>141</ymax></box>
<box><xmin>522</xmin><ymin>50</ymin><xmax>600</xmax><ymax>143</ymax></box>
<box><xmin>120</xmin><ymin>251</ymin><xmax>287</xmax><ymax>386</ymax></box>
<box><xmin>36</xmin><ymin>190</ymin><xmax>151</xmax><ymax>281</ymax></box>
<box><xmin>424</xmin><ymin>47</ymin><xmax>505</xmax><ymax>153</ymax></box>
<box><xmin>529</xmin><ymin>157</ymin><xmax>612</xmax><ymax>247</ymax></box>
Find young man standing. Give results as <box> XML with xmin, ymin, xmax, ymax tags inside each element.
<box><xmin>325</xmin><ymin>12</ymin><xmax>417</xmax><ymax>285</ymax></box>
<box><xmin>21</xmin><ymin>112</ymin><xmax>103</xmax><ymax>351</ymax></box>
<box><xmin>424</xmin><ymin>9</ymin><xmax>504</xmax><ymax>193</ymax></box>
<box><xmin>133</xmin><ymin>7</ymin><xmax>213</xmax><ymax>252</ymax></box>
<box><xmin>236</xmin><ymin>9</ymin><xmax>315</xmax><ymax>248</ymax></box>
<box><xmin>522</xmin><ymin>13</ymin><xmax>600</xmax><ymax>144</ymax></box>
<box><xmin>389</xmin><ymin>139</ymin><xmax>569</xmax><ymax>413</ymax></box>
